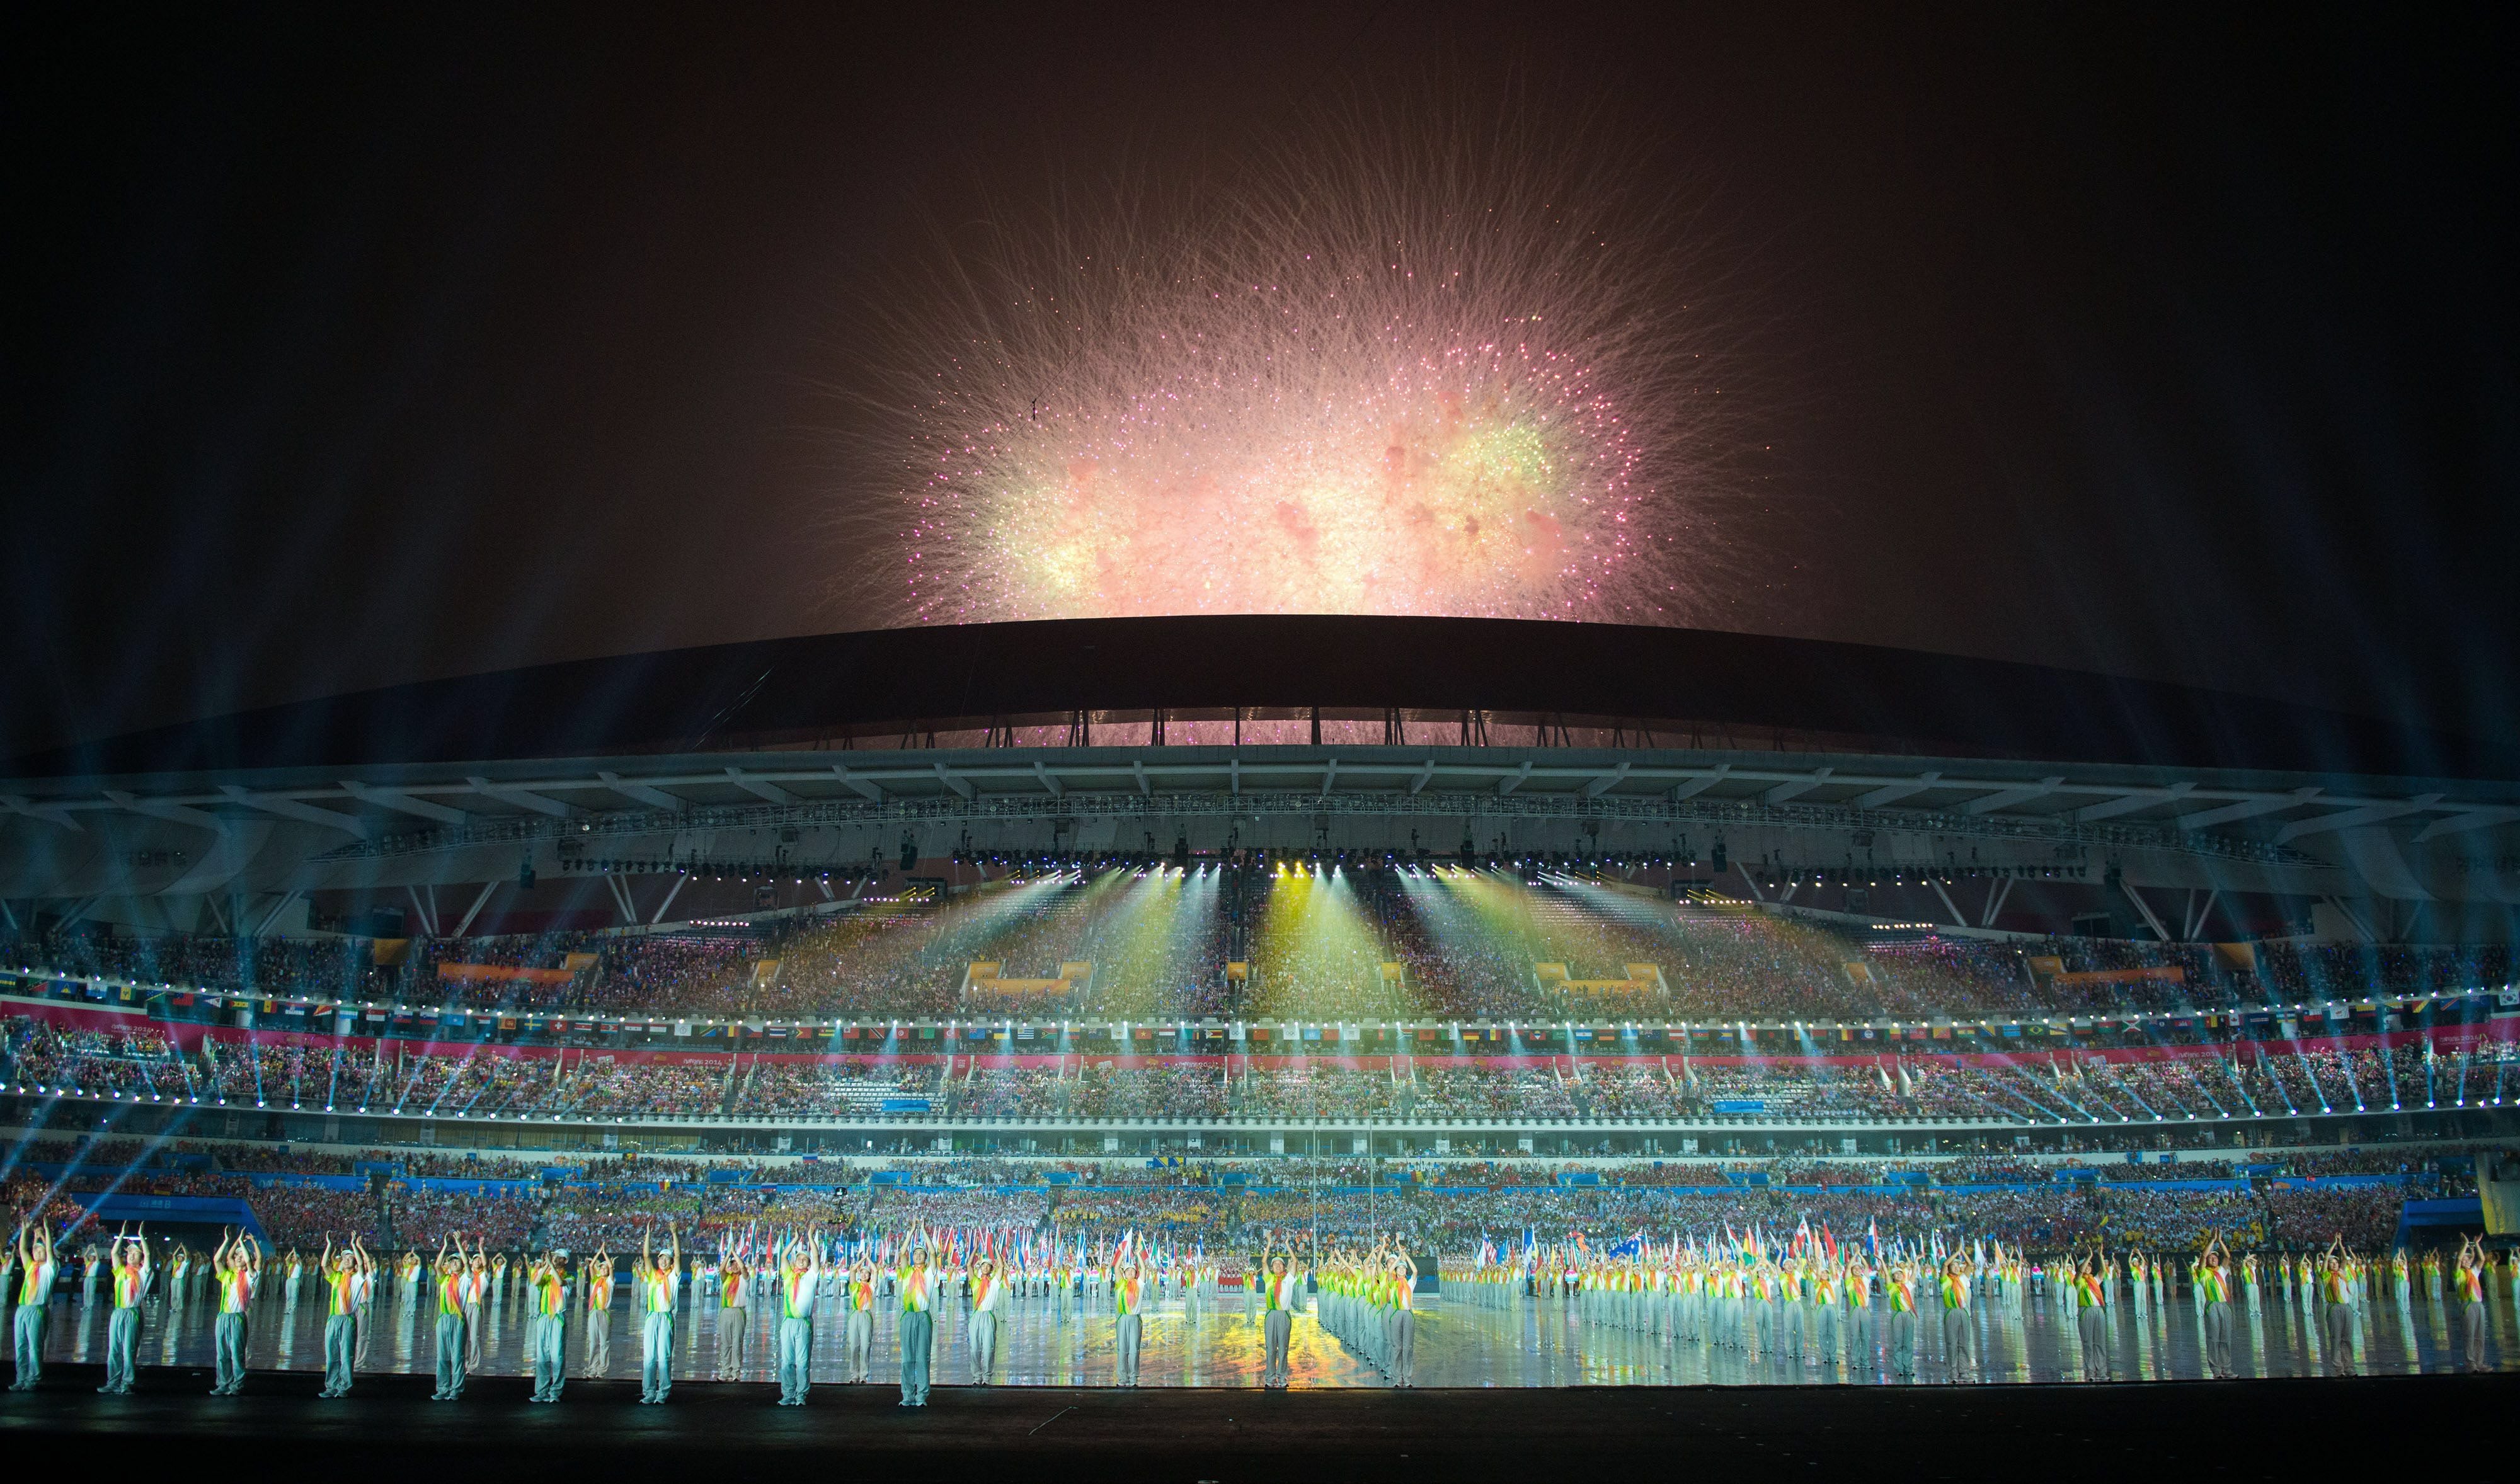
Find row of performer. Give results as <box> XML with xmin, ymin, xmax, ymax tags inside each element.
<box><xmin>1455</xmin><ymin>1235</ymin><xmax>2506</xmax><ymax>1376</ymax></box>
<box><xmin>7</xmin><ymin>1222</ymin><xmax>1428</xmax><ymax>1400</ymax></box>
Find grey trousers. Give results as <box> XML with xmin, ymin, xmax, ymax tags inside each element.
<box><xmin>2076</xmin><ymin>1308</ymin><xmax>2110</xmax><ymax>1381</ymax></box>
<box><xmin>777</xmin><ymin>1315</ymin><xmax>813</xmax><ymax>1403</ymax></box>
<box><xmin>212</xmin><ymin>1311</ymin><xmax>251</xmax><ymax>1393</ymax></box>
<box><xmin>844</xmin><ymin>1309</ymin><xmax>874</xmax><ymax>1381</ymax></box>
<box><xmin>432</xmin><ymin>1313</ymin><xmax>467</xmax><ymax>1398</ymax></box>
<box><xmin>1390</xmin><ymin>1310</ymin><xmax>1415</xmax><ymax>1385</ymax></box>
<box><xmin>898</xmin><ymin>1310</ymin><xmax>933</xmax><ymax>1405</ymax></box>
<box><xmin>2322</xmin><ymin>1303</ymin><xmax>2357</xmax><ymax>1373</ymax></box>
<box><xmin>1940</xmin><ymin>1308</ymin><xmax>1973</xmax><ymax>1377</ymax></box>
<box><xmin>11</xmin><ymin>1304</ymin><xmax>45</xmax><ymax>1390</ymax></box>
<box><xmin>717</xmin><ymin>1306</ymin><xmax>749</xmax><ymax>1379</ymax></box>
<box><xmin>530</xmin><ymin>1313</ymin><xmax>567</xmax><ymax>1401</ymax></box>
<box><xmin>968</xmin><ymin>1311</ymin><xmax>999</xmax><ymax>1382</ymax></box>
<box><xmin>1888</xmin><ymin>1310</ymin><xmax>1916</xmax><ymax>1375</ymax></box>
<box><xmin>2202</xmin><ymin>1303</ymin><xmax>2233</xmax><ymax>1376</ymax></box>
<box><xmin>1264</xmin><ymin>1310</ymin><xmax>1293</xmax><ymax>1385</ymax></box>
<box><xmin>584</xmin><ymin>1306</ymin><xmax>611</xmax><ymax>1376</ymax></box>
<box><xmin>640</xmin><ymin>1313</ymin><xmax>675</xmax><ymax>1402</ymax></box>
<box><xmin>2460</xmin><ymin>1301</ymin><xmax>2488</xmax><ymax>1371</ymax></box>
<box><xmin>321</xmin><ymin>1313</ymin><xmax>358</xmax><ymax>1395</ymax></box>
<box><xmin>101</xmin><ymin>1308</ymin><xmax>140</xmax><ymax>1393</ymax></box>
<box><xmin>1115</xmin><ymin>1313</ymin><xmax>1142</xmax><ymax>1385</ymax></box>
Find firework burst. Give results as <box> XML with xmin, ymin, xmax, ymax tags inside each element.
<box><xmin>852</xmin><ymin>104</ymin><xmax>1739</xmax><ymax>625</ymax></box>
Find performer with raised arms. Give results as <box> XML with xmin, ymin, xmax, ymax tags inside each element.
<box><xmin>9</xmin><ymin>1217</ymin><xmax>57</xmax><ymax>1391</ymax></box>
<box><xmin>773</xmin><ymin>1228</ymin><xmax>823</xmax><ymax>1406</ymax></box>
<box><xmin>526</xmin><ymin>1249</ymin><xmax>571</xmax><ymax>1403</ymax></box>
<box><xmin>430</xmin><ymin>1235</ymin><xmax>472</xmax><ymax>1401</ymax></box>
<box><xmin>968</xmin><ymin>1254</ymin><xmax>1006</xmax><ymax>1384</ymax></box>
<box><xmin>318</xmin><ymin>1235</ymin><xmax>374</xmax><ymax>1399</ymax></box>
<box><xmin>896</xmin><ymin>1240</ymin><xmax>938</xmax><ymax>1407</ymax></box>
<box><xmin>209</xmin><ymin>1226</ymin><xmax>262</xmax><ymax>1395</ymax></box>
<box><xmin>636</xmin><ymin>1224</ymin><xmax>682</xmax><ymax>1404</ymax></box>
<box><xmin>581</xmin><ymin>1244</ymin><xmax>616</xmax><ymax>1378</ymax></box>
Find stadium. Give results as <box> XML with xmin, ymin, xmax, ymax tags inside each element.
<box><xmin>11</xmin><ymin>11</ymin><xmax>2519</xmax><ymax>1476</ymax></box>
<box><xmin>4</xmin><ymin>614</ymin><xmax>2515</xmax><ymax>1421</ymax></box>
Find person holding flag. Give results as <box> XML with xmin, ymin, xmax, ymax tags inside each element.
<box><xmin>772</xmin><ymin>1229</ymin><xmax>824</xmax><ymax>1405</ymax></box>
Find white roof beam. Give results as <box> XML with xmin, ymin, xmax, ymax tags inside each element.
<box><xmin>2413</xmin><ymin>808</ymin><xmax>2520</xmax><ymax>843</ymax></box>
<box><xmin>1962</xmin><ymin>776</ymin><xmax>2065</xmax><ymax>816</ymax></box>
<box><xmin>1667</xmin><ymin>765</ymin><xmax>1729</xmax><ymax>802</ymax></box>
<box><xmin>831</xmin><ymin>767</ymin><xmax>883</xmax><ymax>802</ymax></box>
<box><xmin>1583</xmin><ymin>762</ymin><xmax>1631</xmax><ymax>798</ymax></box>
<box><xmin>341</xmin><ymin>781</ymin><xmax>467</xmax><ymax>825</ymax></box>
<box><xmin>2072</xmin><ymin>781</ymin><xmax>2194</xmax><ymax>823</ymax></box>
<box><xmin>466</xmin><ymin>776</ymin><xmax>578</xmax><ymax>818</ymax></box>
<box><xmin>452</xmin><ymin>880</ymin><xmax>499</xmax><ymax>937</ymax></box>
<box><xmin>1499</xmin><ymin>761</ymin><xmax>1533</xmax><ymax>796</ymax></box>
<box><xmin>934</xmin><ymin>764</ymin><xmax>973</xmax><ymax>800</ymax></box>
<box><xmin>598</xmin><ymin>771</ymin><xmax>685</xmax><ymax>811</ymax></box>
<box><xmin>2276</xmin><ymin>793</ymin><xmax>2442</xmax><ymax>844</ymax></box>
<box><xmin>103</xmin><ymin>789</ymin><xmax>229</xmax><ymax>833</ymax></box>
<box><xmin>1318</xmin><ymin>759</ymin><xmax>1339</xmax><ymax>801</ymax></box>
<box><xmin>217</xmin><ymin>785</ymin><xmax>368</xmax><ymax>839</ymax></box>
<box><xmin>721</xmin><ymin>768</ymin><xmax>793</xmax><ymax>806</ymax></box>
<box><xmin>1032</xmin><ymin>762</ymin><xmax>1064</xmax><ymax>798</ymax></box>
<box><xmin>2172</xmin><ymin>787</ymin><xmax>2320</xmax><ymax>832</ymax></box>
<box><xmin>1763</xmin><ymin>767</ymin><xmax>1832</xmax><ymax>804</ymax></box>
<box><xmin>1</xmin><ymin>795</ymin><xmax>83</xmax><ymax>831</ymax></box>
<box><xmin>1409</xmin><ymin>759</ymin><xmax>1438</xmax><ymax>796</ymax></box>
<box><xmin>1853</xmin><ymin>771</ymin><xmax>1939</xmax><ymax>809</ymax></box>
<box><xmin>1133</xmin><ymin>760</ymin><xmax>1152</xmax><ymax>797</ymax></box>
<box><xmin>2119</xmin><ymin>881</ymin><xmax>2172</xmax><ymax>942</ymax></box>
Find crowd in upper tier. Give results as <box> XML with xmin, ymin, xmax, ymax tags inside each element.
<box><xmin>7</xmin><ymin>1010</ymin><xmax>2514</xmax><ymax>1126</ymax></box>
<box><xmin>0</xmin><ymin>1134</ymin><xmax>2467</xmax><ymax>1259</ymax></box>
<box><xmin>4</xmin><ymin>872</ymin><xmax>2512</xmax><ymax>1027</ymax></box>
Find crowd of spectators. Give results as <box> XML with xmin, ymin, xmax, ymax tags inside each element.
<box><xmin>8</xmin><ymin>878</ymin><xmax>2514</xmax><ymax>1029</ymax></box>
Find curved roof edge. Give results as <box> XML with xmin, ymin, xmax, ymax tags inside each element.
<box><xmin>12</xmin><ymin>616</ymin><xmax>2501</xmax><ymax>782</ymax></box>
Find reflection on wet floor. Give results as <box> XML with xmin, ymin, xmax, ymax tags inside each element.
<box><xmin>25</xmin><ymin>1284</ymin><xmax>2516</xmax><ymax>1388</ymax></box>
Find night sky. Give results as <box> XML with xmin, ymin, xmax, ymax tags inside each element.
<box><xmin>9</xmin><ymin>4</ymin><xmax>2515</xmax><ymax>762</ymax></box>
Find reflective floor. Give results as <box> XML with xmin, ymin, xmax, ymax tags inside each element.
<box><xmin>21</xmin><ymin>1282</ymin><xmax>2516</xmax><ymax>1387</ymax></box>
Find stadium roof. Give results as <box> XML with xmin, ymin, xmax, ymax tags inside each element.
<box><xmin>11</xmin><ymin>615</ymin><xmax>2502</xmax><ymax>782</ymax></box>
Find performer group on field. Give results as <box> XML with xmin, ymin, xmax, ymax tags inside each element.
<box><xmin>1458</xmin><ymin>1226</ymin><xmax>2502</xmax><ymax>1381</ymax></box>
<box><xmin>5</xmin><ymin>1217</ymin><xmax>2505</xmax><ymax>1400</ymax></box>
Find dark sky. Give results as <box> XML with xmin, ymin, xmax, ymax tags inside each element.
<box><xmin>8</xmin><ymin>4</ymin><xmax>2516</xmax><ymax>762</ymax></box>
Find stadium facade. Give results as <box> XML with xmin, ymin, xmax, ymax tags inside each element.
<box><xmin>3</xmin><ymin>616</ymin><xmax>2516</xmax><ymax>1165</ymax></box>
